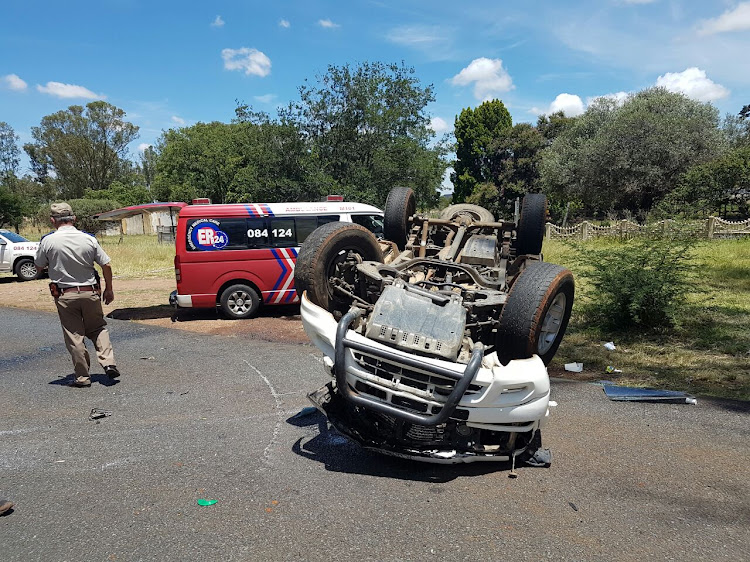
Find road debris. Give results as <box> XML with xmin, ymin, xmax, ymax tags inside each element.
<box><xmin>564</xmin><ymin>362</ymin><xmax>584</xmax><ymax>372</ymax></box>
<box><xmin>605</xmin><ymin>366</ymin><xmax>623</xmax><ymax>374</ymax></box>
<box><xmin>603</xmin><ymin>342</ymin><xmax>616</xmax><ymax>351</ymax></box>
<box><xmin>601</xmin><ymin>381</ymin><xmax>697</xmax><ymax>404</ymax></box>
<box><xmin>89</xmin><ymin>408</ymin><xmax>112</xmax><ymax>420</ymax></box>
<box><xmin>197</xmin><ymin>499</ymin><xmax>217</xmax><ymax>506</ymax></box>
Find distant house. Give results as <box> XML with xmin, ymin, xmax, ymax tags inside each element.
<box><xmin>95</xmin><ymin>202</ymin><xmax>187</xmax><ymax>241</ymax></box>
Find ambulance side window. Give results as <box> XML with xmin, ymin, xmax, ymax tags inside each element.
<box><xmin>246</xmin><ymin>218</ymin><xmax>270</xmax><ymax>247</ymax></box>
<box><xmin>269</xmin><ymin>218</ymin><xmax>296</xmax><ymax>247</ymax></box>
<box><xmin>295</xmin><ymin>218</ymin><xmax>318</xmax><ymax>245</ymax></box>
<box><xmin>219</xmin><ymin>219</ymin><xmax>249</xmax><ymax>249</ymax></box>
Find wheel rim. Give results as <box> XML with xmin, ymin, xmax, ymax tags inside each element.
<box><xmin>228</xmin><ymin>290</ymin><xmax>252</xmax><ymax>314</ymax></box>
<box><xmin>538</xmin><ymin>293</ymin><xmax>567</xmax><ymax>355</ymax></box>
<box><xmin>20</xmin><ymin>262</ymin><xmax>37</xmax><ymax>278</ymax></box>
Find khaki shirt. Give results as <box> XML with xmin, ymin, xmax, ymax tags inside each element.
<box><xmin>35</xmin><ymin>225</ymin><xmax>111</xmax><ymax>288</ymax></box>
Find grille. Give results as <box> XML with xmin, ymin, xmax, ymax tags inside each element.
<box><xmin>353</xmin><ymin>352</ymin><xmax>483</xmax><ymax>400</ymax></box>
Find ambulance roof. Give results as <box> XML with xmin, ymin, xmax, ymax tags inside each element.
<box><xmin>178</xmin><ymin>201</ymin><xmax>382</xmax><ymax>219</ymax></box>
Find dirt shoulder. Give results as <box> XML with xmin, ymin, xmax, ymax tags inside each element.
<box><xmin>0</xmin><ymin>275</ymin><xmax>310</xmax><ymax>345</ymax></box>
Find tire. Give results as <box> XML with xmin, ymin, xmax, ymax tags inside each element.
<box><xmin>295</xmin><ymin>221</ymin><xmax>383</xmax><ymax>315</ymax></box>
<box><xmin>15</xmin><ymin>258</ymin><xmax>38</xmax><ymax>282</ymax></box>
<box><xmin>383</xmin><ymin>186</ymin><xmax>415</xmax><ymax>250</ymax></box>
<box><xmin>496</xmin><ymin>262</ymin><xmax>574</xmax><ymax>366</ymax></box>
<box><xmin>219</xmin><ymin>284</ymin><xmax>261</xmax><ymax>319</ymax></box>
<box><xmin>515</xmin><ymin>193</ymin><xmax>547</xmax><ymax>255</ymax></box>
<box><xmin>440</xmin><ymin>204</ymin><xmax>494</xmax><ymax>223</ymax></box>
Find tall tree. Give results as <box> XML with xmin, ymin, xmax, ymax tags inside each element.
<box><xmin>451</xmin><ymin>99</ymin><xmax>512</xmax><ymax>202</ymax></box>
<box><xmin>24</xmin><ymin>101</ymin><xmax>139</xmax><ymax>198</ymax></box>
<box><xmin>0</xmin><ymin>122</ymin><xmax>21</xmax><ymax>178</ymax></box>
<box><xmin>539</xmin><ymin>88</ymin><xmax>724</xmax><ymax>215</ymax></box>
<box><xmin>282</xmin><ymin>61</ymin><xmax>447</xmax><ymax>208</ymax></box>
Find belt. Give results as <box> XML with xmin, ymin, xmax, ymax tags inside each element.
<box><xmin>61</xmin><ymin>285</ymin><xmax>98</xmax><ymax>294</ymax></box>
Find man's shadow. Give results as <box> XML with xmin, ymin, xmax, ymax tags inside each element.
<box><xmin>49</xmin><ymin>373</ymin><xmax>120</xmax><ymax>387</ymax></box>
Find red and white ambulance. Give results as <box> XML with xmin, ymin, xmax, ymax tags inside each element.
<box><xmin>170</xmin><ymin>199</ymin><xmax>383</xmax><ymax>318</ymax></box>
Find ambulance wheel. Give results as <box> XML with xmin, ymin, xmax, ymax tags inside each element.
<box><xmin>383</xmin><ymin>186</ymin><xmax>415</xmax><ymax>250</ymax></box>
<box><xmin>496</xmin><ymin>262</ymin><xmax>574</xmax><ymax>366</ymax></box>
<box><xmin>219</xmin><ymin>284</ymin><xmax>260</xmax><ymax>319</ymax></box>
<box><xmin>15</xmin><ymin>258</ymin><xmax>38</xmax><ymax>282</ymax></box>
<box><xmin>514</xmin><ymin>193</ymin><xmax>547</xmax><ymax>256</ymax></box>
<box><xmin>440</xmin><ymin>204</ymin><xmax>494</xmax><ymax>223</ymax></box>
<box><xmin>295</xmin><ymin>221</ymin><xmax>383</xmax><ymax>318</ymax></box>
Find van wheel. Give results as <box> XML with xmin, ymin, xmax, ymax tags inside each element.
<box><xmin>383</xmin><ymin>186</ymin><xmax>415</xmax><ymax>249</ymax></box>
<box><xmin>15</xmin><ymin>258</ymin><xmax>38</xmax><ymax>282</ymax></box>
<box><xmin>514</xmin><ymin>193</ymin><xmax>547</xmax><ymax>256</ymax></box>
<box><xmin>496</xmin><ymin>262</ymin><xmax>574</xmax><ymax>366</ymax></box>
<box><xmin>295</xmin><ymin>221</ymin><xmax>383</xmax><ymax>317</ymax></box>
<box><xmin>219</xmin><ymin>284</ymin><xmax>260</xmax><ymax>319</ymax></box>
<box><xmin>440</xmin><ymin>204</ymin><xmax>494</xmax><ymax>223</ymax></box>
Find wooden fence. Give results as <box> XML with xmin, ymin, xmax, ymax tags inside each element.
<box><xmin>545</xmin><ymin>217</ymin><xmax>750</xmax><ymax>240</ymax></box>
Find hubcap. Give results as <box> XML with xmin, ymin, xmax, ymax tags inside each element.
<box><xmin>229</xmin><ymin>291</ymin><xmax>251</xmax><ymax>314</ymax></box>
<box><xmin>538</xmin><ymin>293</ymin><xmax>567</xmax><ymax>355</ymax></box>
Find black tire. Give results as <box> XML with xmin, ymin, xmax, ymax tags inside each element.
<box><xmin>15</xmin><ymin>258</ymin><xmax>38</xmax><ymax>282</ymax></box>
<box><xmin>219</xmin><ymin>284</ymin><xmax>261</xmax><ymax>319</ymax></box>
<box><xmin>440</xmin><ymin>204</ymin><xmax>494</xmax><ymax>223</ymax></box>
<box><xmin>496</xmin><ymin>262</ymin><xmax>574</xmax><ymax>366</ymax></box>
<box><xmin>383</xmin><ymin>186</ymin><xmax>415</xmax><ymax>250</ymax></box>
<box><xmin>515</xmin><ymin>193</ymin><xmax>547</xmax><ymax>255</ymax></box>
<box><xmin>295</xmin><ymin>221</ymin><xmax>383</xmax><ymax>315</ymax></box>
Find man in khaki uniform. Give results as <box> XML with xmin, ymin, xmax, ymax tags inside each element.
<box><xmin>35</xmin><ymin>203</ymin><xmax>121</xmax><ymax>387</ymax></box>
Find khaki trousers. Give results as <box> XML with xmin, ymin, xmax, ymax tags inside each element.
<box><xmin>55</xmin><ymin>291</ymin><xmax>115</xmax><ymax>379</ymax></box>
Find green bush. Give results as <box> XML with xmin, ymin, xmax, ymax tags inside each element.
<box><xmin>573</xmin><ymin>233</ymin><xmax>696</xmax><ymax>331</ymax></box>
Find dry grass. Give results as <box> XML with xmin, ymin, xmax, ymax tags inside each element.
<box><xmin>545</xmin><ymin>237</ymin><xmax>750</xmax><ymax>400</ymax></box>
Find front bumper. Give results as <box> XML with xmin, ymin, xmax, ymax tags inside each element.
<box><xmin>300</xmin><ymin>293</ymin><xmax>551</xmax><ymax>463</ymax></box>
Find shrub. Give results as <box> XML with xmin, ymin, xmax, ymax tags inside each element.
<box><xmin>573</xmin><ymin>232</ymin><xmax>696</xmax><ymax>331</ymax></box>
<box><xmin>34</xmin><ymin>199</ymin><xmax>121</xmax><ymax>235</ymax></box>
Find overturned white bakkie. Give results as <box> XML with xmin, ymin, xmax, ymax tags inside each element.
<box><xmin>295</xmin><ymin>187</ymin><xmax>574</xmax><ymax>464</ymax></box>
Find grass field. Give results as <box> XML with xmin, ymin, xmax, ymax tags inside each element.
<box><xmin>545</xmin><ymin>237</ymin><xmax>750</xmax><ymax>400</ymax></box>
<box><xmin>18</xmin><ymin>227</ymin><xmax>750</xmax><ymax>399</ymax></box>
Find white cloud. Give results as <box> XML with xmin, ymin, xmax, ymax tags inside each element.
<box><xmin>430</xmin><ymin>117</ymin><xmax>451</xmax><ymax>134</ymax></box>
<box><xmin>698</xmin><ymin>2</ymin><xmax>750</xmax><ymax>35</ymax></box>
<box><xmin>171</xmin><ymin>115</ymin><xmax>185</xmax><ymax>125</ymax></box>
<box><xmin>655</xmin><ymin>67</ymin><xmax>729</xmax><ymax>102</ymax></box>
<box><xmin>211</xmin><ymin>15</ymin><xmax>225</xmax><ymax>28</ymax></box>
<box><xmin>36</xmin><ymin>81</ymin><xmax>104</xmax><ymax>99</ymax></box>
<box><xmin>451</xmin><ymin>58</ymin><xmax>514</xmax><ymax>101</ymax></box>
<box><xmin>2</xmin><ymin>74</ymin><xmax>27</xmax><ymax>91</ymax></box>
<box><xmin>279</xmin><ymin>19</ymin><xmax>290</xmax><ymax>28</ymax></box>
<box><xmin>531</xmin><ymin>93</ymin><xmax>585</xmax><ymax>117</ymax></box>
<box><xmin>387</xmin><ymin>25</ymin><xmax>443</xmax><ymax>47</ymax></box>
<box><xmin>318</xmin><ymin>19</ymin><xmax>340</xmax><ymax>29</ymax></box>
<box><xmin>137</xmin><ymin>143</ymin><xmax>152</xmax><ymax>152</ymax></box>
<box><xmin>221</xmin><ymin>48</ymin><xmax>271</xmax><ymax>77</ymax></box>
<box><xmin>254</xmin><ymin>94</ymin><xmax>276</xmax><ymax>104</ymax></box>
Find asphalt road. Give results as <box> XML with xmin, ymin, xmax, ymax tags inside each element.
<box><xmin>1</xmin><ymin>307</ymin><xmax>748</xmax><ymax>561</ymax></box>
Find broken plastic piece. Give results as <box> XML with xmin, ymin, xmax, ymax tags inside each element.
<box><xmin>603</xmin><ymin>342</ymin><xmax>616</xmax><ymax>351</ymax></box>
<box><xmin>564</xmin><ymin>362</ymin><xmax>583</xmax><ymax>372</ymax></box>
<box><xmin>525</xmin><ymin>448</ymin><xmax>552</xmax><ymax>467</ymax></box>
<box><xmin>601</xmin><ymin>382</ymin><xmax>697</xmax><ymax>404</ymax></box>
<box><xmin>197</xmin><ymin>499</ymin><xmax>217</xmax><ymax>506</ymax></box>
<box><xmin>89</xmin><ymin>408</ymin><xmax>112</xmax><ymax>420</ymax></box>
<box><xmin>605</xmin><ymin>366</ymin><xmax>622</xmax><ymax>374</ymax></box>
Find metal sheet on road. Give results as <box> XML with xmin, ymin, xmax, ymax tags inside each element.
<box><xmin>1</xmin><ymin>307</ymin><xmax>748</xmax><ymax>561</ymax></box>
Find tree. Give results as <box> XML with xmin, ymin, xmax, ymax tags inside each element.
<box><xmin>282</xmin><ymin>61</ymin><xmax>447</xmax><ymax>208</ymax></box>
<box><xmin>0</xmin><ymin>184</ymin><xmax>24</xmax><ymax>229</ymax></box>
<box><xmin>0</xmin><ymin>122</ymin><xmax>20</xmax><ymax>178</ymax></box>
<box><xmin>539</xmin><ymin>88</ymin><xmax>724</xmax><ymax>216</ymax></box>
<box><xmin>536</xmin><ymin>111</ymin><xmax>576</xmax><ymax>143</ymax></box>
<box><xmin>466</xmin><ymin>123</ymin><xmax>546</xmax><ymax>218</ymax></box>
<box><xmin>24</xmin><ymin>101</ymin><xmax>139</xmax><ymax>198</ymax></box>
<box><xmin>451</xmin><ymin>99</ymin><xmax>512</xmax><ymax>202</ymax></box>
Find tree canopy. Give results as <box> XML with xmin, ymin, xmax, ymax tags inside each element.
<box><xmin>452</xmin><ymin>99</ymin><xmax>512</xmax><ymax>203</ymax></box>
<box><xmin>24</xmin><ymin>101</ymin><xmax>139</xmax><ymax>198</ymax></box>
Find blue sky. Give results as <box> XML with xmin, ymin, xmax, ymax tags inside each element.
<box><xmin>2</xmin><ymin>0</ymin><xmax>748</xmax><ymax>178</ymax></box>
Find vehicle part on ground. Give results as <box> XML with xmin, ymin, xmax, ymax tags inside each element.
<box><xmin>15</xmin><ymin>258</ymin><xmax>38</xmax><ymax>282</ymax></box>
<box><xmin>383</xmin><ymin>186</ymin><xmax>415</xmax><ymax>249</ymax></box>
<box><xmin>514</xmin><ymin>193</ymin><xmax>547</xmax><ymax>256</ymax></box>
<box><xmin>294</xmin><ymin>221</ymin><xmax>383</xmax><ymax>318</ymax></box>
<box><xmin>496</xmin><ymin>262</ymin><xmax>574</xmax><ymax>366</ymax></box>
<box><xmin>219</xmin><ymin>283</ymin><xmax>260</xmax><ymax>319</ymax></box>
<box><xmin>298</xmin><ymin>186</ymin><xmax>573</xmax><ymax>464</ymax></box>
<box><xmin>440</xmin><ymin>204</ymin><xmax>495</xmax><ymax>223</ymax></box>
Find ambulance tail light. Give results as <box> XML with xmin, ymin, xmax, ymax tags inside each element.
<box><xmin>174</xmin><ymin>255</ymin><xmax>181</xmax><ymax>282</ymax></box>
